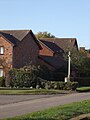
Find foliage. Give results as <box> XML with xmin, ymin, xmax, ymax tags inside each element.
<box><xmin>86</xmin><ymin>49</ymin><xmax>90</xmax><ymax>54</ymax></box>
<box><xmin>8</xmin><ymin>67</ymin><xmax>78</xmax><ymax>90</ymax></box>
<box><xmin>8</xmin><ymin>65</ymin><xmax>51</xmax><ymax>88</ymax></box>
<box><xmin>0</xmin><ymin>76</ymin><xmax>5</xmax><ymax>87</ymax></box>
<box><xmin>71</xmin><ymin>49</ymin><xmax>87</xmax><ymax>69</ymax></box>
<box><xmin>64</xmin><ymin>48</ymin><xmax>90</xmax><ymax>77</ymax></box>
<box><xmin>35</xmin><ymin>31</ymin><xmax>55</xmax><ymax>39</ymax></box>
<box><xmin>3</xmin><ymin>100</ymin><xmax>90</xmax><ymax>120</ymax></box>
<box><xmin>64</xmin><ymin>81</ymin><xmax>78</xmax><ymax>90</ymax></box>
<box><xmin>8</xmin><ymin>63</ymin><xmax>78</xmax><ymax>90</ymax></box>
<box><xmin>40</xmin><ymin>81</ymin><xmax>78</xmax><ymax>90</ymax></box>
<box><xmin>76</xmin><ymin>86</ymin><xmax>90</xmax><ymax>92</ymax></box>
<box><xmin>71</xmin><ymin>77</ymin><xmax>90</xmax><ymax>87</ymax></box>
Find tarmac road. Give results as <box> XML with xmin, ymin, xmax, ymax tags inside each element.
<box><xmin>0</xmin><ymin>92</ymin><xmax>90</xmax><ymax>119</ymax></box>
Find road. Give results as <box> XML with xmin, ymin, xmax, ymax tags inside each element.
<box><xmin>0</xmin><ymin>92</ymin><xmax>90</xmax><ymax>119</ymax></box>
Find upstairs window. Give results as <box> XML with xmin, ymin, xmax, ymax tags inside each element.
<box><xmin>0</xmin><ymin>46</ymin><xmax>4</xmax><ymax>55</ymax></box>
<box><xmin>0</xmin><ymin>69</ymin><xmax>3</xmax><ymax>77</ymax></box>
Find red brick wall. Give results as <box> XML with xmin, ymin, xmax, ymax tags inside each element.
<box><xmin>13</xmin><ymin>33</ymin><xmax>39</xmax><ymax>68</ymax></box>
<box><xmin>0</xmin><ymin>36</ymin><xmax>13</xmax><ymax>75</ymax></box>
<box><xmin>39</xmin><ymin>43</ymin><xmax>54</xmax><ymax>56</ymax></box>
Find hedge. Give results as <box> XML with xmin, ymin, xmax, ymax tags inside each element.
<box><xmin>0</xmin><ymin>77</ymin><xmax>5</xmax><ymax>87</ymax></box>
<box><xmin>71</xmin><ymin>77</ymin><xmax>90</xmax><ymax>87</ymax></box>
<box><xmin>7</xmin><ymin>67</ymin><xmax>78</xmax><ymax>90</ymax></box>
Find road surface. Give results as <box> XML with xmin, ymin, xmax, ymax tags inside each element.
<box><xmin>0</xmin><ymin>92</ymin><xmax>90</xmax><ymax>119</ymax></box>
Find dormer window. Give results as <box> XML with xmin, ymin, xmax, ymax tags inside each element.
<box><xmin>0</xmin><ymin>46</ymin><xmax>4</xmax><ymax>55</ymax></box>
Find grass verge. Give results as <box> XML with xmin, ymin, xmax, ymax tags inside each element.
<box><xmin>0</xmin><ymin>89</ymin><xmax>70</xmax><ymax>95</ymax></box>
<box><xmin>76</xmin><ymin>86</ymin><xmax>90</xmax><ymax>92</ymax></box>
<box><xmin>2</xmin><ymin>100</ymin><xmax>90</xmax><ymax>120</ymax></box>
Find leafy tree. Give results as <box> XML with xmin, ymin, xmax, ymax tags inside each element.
<box><xmin>35</xmin><ymin>31</ymin><xmax>55</xmax><ymax>39</ymax></box>
<box><xmin>64</xmin><ymin>48</ymin><xmax>90</xmax><ymax>77</ymax></box>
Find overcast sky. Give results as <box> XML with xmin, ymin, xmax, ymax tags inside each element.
<box><xmin>0</xmin><ymin>0</ymin><xmax>90</xmax><ymax>49</ymax></box>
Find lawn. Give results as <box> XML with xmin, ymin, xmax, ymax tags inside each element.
<box><xmin>2</xmin><ymin>100</ymin><xmax>90</xmax><ymax>120</ymax></box>
<box><xmin>76</xmin><ymin>86</ymin><xmax>90</xmax><ymax>92</ymax></box>
<box><xmin>0</xmin><ymin>88</ymin><xmax>69</xmax><ymax>95</ymax></box>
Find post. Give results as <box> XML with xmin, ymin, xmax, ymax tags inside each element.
<box><xmin>67</xmin><ymin>51</ymin><xmax>71</xmax><ymax>81</ymax></box>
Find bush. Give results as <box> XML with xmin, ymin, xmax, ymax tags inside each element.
<box><xmin>71</xmin><ymin>77</ymin><xmax>90</xmax><ymax>87</ymax></box>
<box><xmin>9</xmin><ymin>70</ymin><xmax>39</xmax><ymax>88</ymax></box>
<box><xmin>59</xmin><ymin>82</ymin><xmax>65</xmax><ymax>89</ymax></box>
<box><xmin>64</xmin><ymin>82</ymin><xmax>78</xmax><ymax>90</ymax></box>
<box><xmin>40</xmin><ymin>80</ymin><xmax>78</xmax><ymax>90</ymax></box>
<box><xmin>8</xmin><ymin>65</ymin><xmax>51</xmax><ymax>88</ymax></box>
<box><xmin>0</xmin><ymin>77</ymin><xmax>5</xmax><ymax>87</ymax></box>
<box><xmin>8</xmin><ymin>66</ymin><xmax>78</xmax><ymax>90</ymax></box>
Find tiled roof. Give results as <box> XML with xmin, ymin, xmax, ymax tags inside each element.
<box><xmin>0</xmin><ymin>30</ymin><xmax>30</xmax><ymax>41</ymax></box>
<box><xmin>0</xmin><ymin>30</ymin><xmax>41</xmax><ymax>48</ymax></box>
<box><xmin>39</xmin><ymin>55</ymin><xmax>67</xmax><ymax>69</ymax></box>
<box><xmin>39</xmin><ymin>38</ymin><xmax>78</xmax><ymax>52</ymax></box>
<box><xmin>39</xmin><ymin>39</ymin><xmax>64</xmax><ymax>53</ymax></box>
<box><xmin>0</xmin><ymin>32</ymin><xmax>20</xmax><ymax>45</ymax></box>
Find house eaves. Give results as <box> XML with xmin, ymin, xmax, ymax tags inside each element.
<box><xmin>38</xmin><ymin>39</ymin><xmax>55</xmax><ymax>53</ymax></box>
<box><xmin>0</xmin><ymin>33</ymin><xmax>15</xmax><ymax>46</ymax></box>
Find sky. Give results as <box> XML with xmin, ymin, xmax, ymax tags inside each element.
<box><xmin>0</xmin><ymin>0</ymin><xmax>90</xmax><ymax>49</ymax></box>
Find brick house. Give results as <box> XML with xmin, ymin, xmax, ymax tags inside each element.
<box><xmin>38</xmin><ymin>38</ymin><xmax>78</xmax><ymax>70</ymax></box>
<box><xmin>0</xmin><ymin>30</ymin><xmax>41</xmax><ymax>77</ymax></box>
<box><xmin>0</xmin><ymin>29</ymin><xmax>78</xmax><ymax>77</ymax></box>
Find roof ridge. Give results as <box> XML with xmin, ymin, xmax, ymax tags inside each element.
<box><xmin>0</xmin><ymin>29</ymin><xmax>30</xmax><ymax>30</ymax></box>
<box><xmin>0</xmin><ymin>30</ymin><xmax>31</xmax><ymax>41</ymax></box>
<box><xmin>40</xmin><ymin>37</ymin><xmax>76</xmax><ymax>39</ymax></box>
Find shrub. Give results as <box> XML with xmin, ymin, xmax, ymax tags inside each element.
<box><xmin>8</xmin><ymin>65</ymin><xmax>51</xmax><ymax>88</ymax></box>
<box><xmin>0</xmin><ymin>77</ymin><xmax>5</xmax><ymax>87</ymax></box>
<box><xmin>40</xmin><ymin>80</ymin><xmax>78</xmax><ymax>90</ymax></box>
<box><xmin>8</xmin><ymin>66</ymin><xmax>78</xmax><ymax>90</ymax></box>
<box><xmin>71</xmin><ymin>77</ymin><xmax>90</xmax><ymax>87</ymax></box>
<box><xmin>58</xmin><ymin>81</ymin><xmax>65</xmax><ymax>89</ymax></box>
<box><xmin>9</xmin><ymin>70</ymin><xmax>38</xmax><ymax>88</ymax></box>
<box><xmin>64</xmin><ymin>82</ymin><xmax>78</xmax><ymax>90</ymax></box>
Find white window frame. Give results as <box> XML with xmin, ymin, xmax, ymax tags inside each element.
<box><xmin>0</xmin><ymin>69</ymin><xmax>3</xmax><ymax>77</ymax></box>
<box><xmin>0</xmin><ymin>46</ymin><xmax>4</xmax><ymax>54</ymax></box>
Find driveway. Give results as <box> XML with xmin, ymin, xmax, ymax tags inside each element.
<box><xmin>0</xmin><ymin>92</ymin><xmax>90</xmax><ymax>119</ymax></box>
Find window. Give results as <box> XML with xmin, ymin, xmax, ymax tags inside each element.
<box><xmin>0</xmin><ymin>69</ymin><xmax>3</xmax><ymax>77</ymax></box>
<box><xmin>0</xmin><ymin>46</ymin><xmax>4</xmax><ymax>54</ymax></box>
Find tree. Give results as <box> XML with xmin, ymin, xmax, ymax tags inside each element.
<box><xmin>35</xmin><ymin>32</ymin><xmax>55</xmax><ymax>39</ymax></box>
<box><xmin>64</xmin><ymin>48</ymin><xmax>90</xmax><ymax>77</ymax></box>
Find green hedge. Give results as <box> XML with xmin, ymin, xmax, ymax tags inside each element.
<box><xmin>8</xmin><ymin>65</ymin><xmax>51</xmax><ymax>88</ymax></box>
<box><xmin>7</xmin><ymin>67</ymin><xmax>78</xmax><ymax>90</ymax></box>
<box><xmin>0</xmin><ymin>77</ymin><xmax>5</xmax><ymax>87</ymax></box>
<box><xmin>9</xmin><ymin>70</ymin><xmax>39</xmax><ymax>88</ymax></box>
<box><xmin>37</xmin><ymin>80</ymin><xmax>78</xmax><ymax>90</ymax></box>
<box><xmin>71</xmin><ymin>77</ymin><xmax>90</xmax><ymax>86</ymax></box>
<box><xmin>8</xmin><ymin>69</ymin><xmax>78</xmax><ymax>90</ymax></box>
